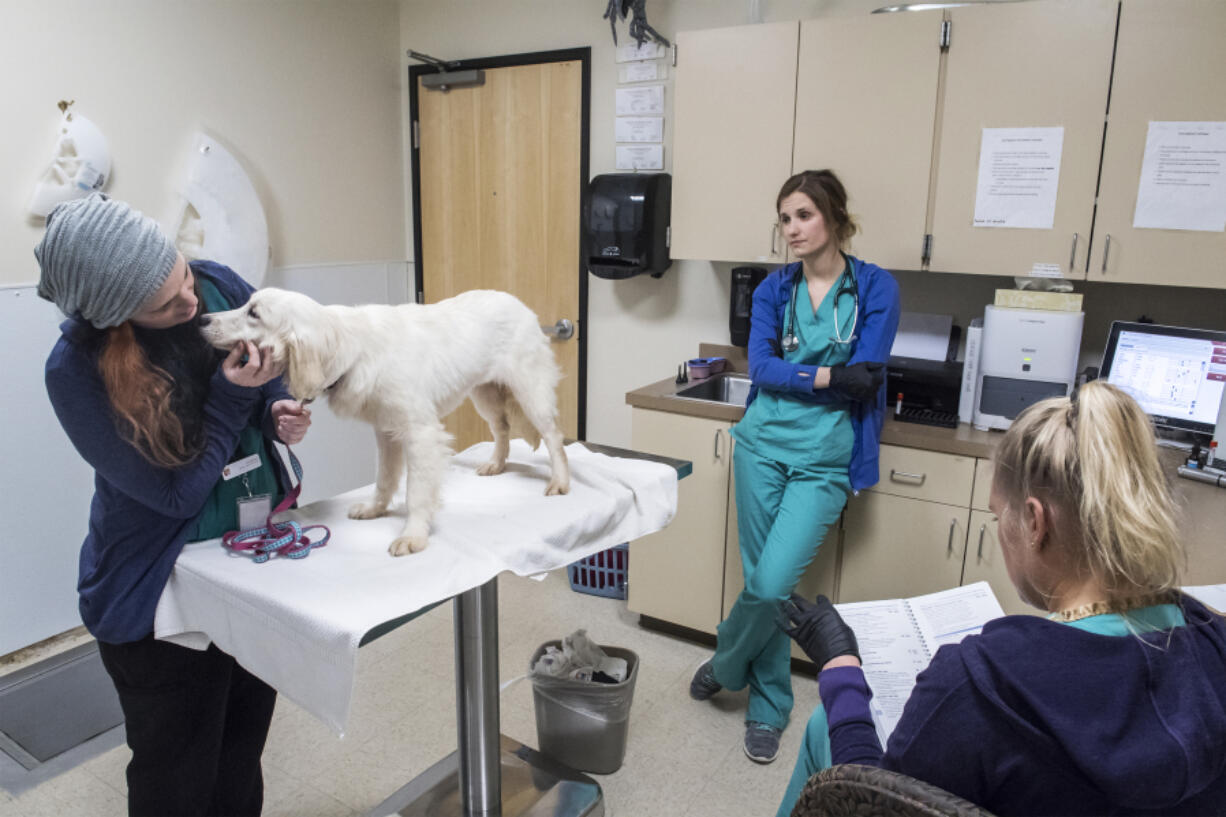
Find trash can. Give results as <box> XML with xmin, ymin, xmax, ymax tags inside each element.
<box><xmin>529</xmin><ymin>640</ymin><xmax>639</xmax><ymax>774</ymax></box>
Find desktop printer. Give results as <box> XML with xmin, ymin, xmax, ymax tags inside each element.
<box><xmin>973</xmin><ymin>305</ymin><xmax>1084</xmax><ymax>431</ymax></box>
<box><xmin>887</xmin><ymin>357</ymin><xmax>964</xmax><ymax>428</ymax></box>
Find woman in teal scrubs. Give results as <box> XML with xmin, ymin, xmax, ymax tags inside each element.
<box><xmin>689</xmin><ymin>170</ymin><xmax>900</xmax><ymax>763</ymax></box>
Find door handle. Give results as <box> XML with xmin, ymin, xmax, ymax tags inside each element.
<box><xmin>714</xmin><ymin>429</ymin><xmax>723</xmax><ymax>461</ymax></box>
<box><xmin>540</xmin><ymin>318</ymin><xmax>574</xmax><ymax>340</ymax></box>
<box><xmin>890</xmin><ymin>469</ymin><xmax>926</xmax><ymax>486</ymax></box>
<box><xmin>947</xmin><ymin>518</ymin><xmax>957</xmax><ymax>556</ymax></box>
<box><xmin>1069</xmin><ymin>233</ymin><xmax>1078</xmax><ymax>273</ymax></box>
<box><xmin>770</xmin><ymin>223</ymin><xmax>779</xmax><ymax>257</ymax></box>
<box><xmin>1100</xmin><ymin>234</ymin><xmax>1111</xmax><ymax>275</ymax></box>
<box><xmin>977</xmin><ymin>524</ymin><xmax>986</xmax><ymax>562</ymax></box>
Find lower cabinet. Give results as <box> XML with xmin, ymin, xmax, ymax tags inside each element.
<box><xmin>839</xmin><ymin>492</ymin><xmax>968</xmax><ymax>602</ymax></box>
<box><xmin>963</xmin><ymin>512</ymin><xmax>1034</xmax><ymax>618</ymax></box>
<box><xmin>627</xmin><ymin>409</ymin><xmax>733</xmax><ymax>634</ymax></box>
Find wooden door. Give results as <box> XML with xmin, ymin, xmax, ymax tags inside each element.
<box><xmin>793</xmin><ymin>12</ymin><xmax>943</xmax><ymax>271</ymax></box>
<box><xmin>928</xmin><ymin>0</ymin><xmax>1117</xmax><ymax>278</ymax></box>
<box><xmin>1089</xmin><ymin>0</ymin><xmax>1226</xmax><ymax>287</ymax></box>
<box><xmin>670</xmin><ymin>21</ymin><xmax>799</xmax><ymax>263</ymax></box>
<box><xmin>414</xmin><ymin>54</ymin><xmax>585</xmax><ymax>449</ymax></box>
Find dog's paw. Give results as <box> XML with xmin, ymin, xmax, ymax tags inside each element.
<box><xmin>388</xmin><ymin>534</ymin><xmax>429</xmax><ymax>556</ymax></box>
<box><xmin>348</xmin><ymin>502</ymin><xmax>387</xmax><ymax>520</ymax></box>
<box><xmin>545</xmin><ymin>478</ymin><xmax>570</xmax><ymax>496</ymax></box>
<box><xmin>475</xmin><ymin>460</ymin><xmax>506</xmax><ymax>476</ymax></box>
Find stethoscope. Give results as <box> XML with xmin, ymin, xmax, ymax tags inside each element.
<box><xmin>781</xmin><ymin>261</ymin><xmax>859</xmax><ymax>353</ymax></box>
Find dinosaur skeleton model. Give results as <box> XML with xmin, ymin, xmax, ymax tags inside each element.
<box><xmin>603</xmin><ymin>0</ymin><xmax>670</xmax><ymax>48</ymax></box>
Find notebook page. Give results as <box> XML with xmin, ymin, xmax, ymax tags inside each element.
<box><xmin>1183</xmin><ymin>584</ymin><xmax>1226</xmax><ymax>613</ymax></box>
<box><xmin>835</xmin><ymin>598</ymin><xmax>930</xmax><ymax>745</ymax></box>
<box><xmin>908</xmin><ymin>581</ymin><xmax>1006</xmax><ymax>655</ymax></box>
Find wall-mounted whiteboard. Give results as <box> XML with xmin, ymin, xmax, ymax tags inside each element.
<box><xmin>0</xmin><ymin>286</ymin><xmax>95</xmax><ymax>656</ymax></box>
<box><xmin>0</xmin><ymin>261</ymin><xmax>409</xmax><ymax>657</ymax></box>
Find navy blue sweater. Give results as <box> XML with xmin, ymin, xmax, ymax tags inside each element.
<box><xmin>45</xmin><ymin>261</ymin><xmax>291</xmax><ymax>643</ymax></box>
<box><xmin>820</xmin><ymin>595</ymin><xmax>1226</xmax><ymax>815</ymax></box>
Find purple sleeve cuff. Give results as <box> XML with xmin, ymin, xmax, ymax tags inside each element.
<box><xmin>819</xmin><ymin>665</ymin><xmax>885</xmax><ymax>767</ymax></box>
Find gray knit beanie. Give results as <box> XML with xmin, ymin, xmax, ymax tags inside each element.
<box><xmin>34</xmin><ymin>193</ymin><xmax>178</xmax><ymax>329</ymax></box>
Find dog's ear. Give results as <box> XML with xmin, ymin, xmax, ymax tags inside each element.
<box><xmin>284</xmin><ymin>329</ymin><xmax>331</xmax><ymax>401</ymax></box>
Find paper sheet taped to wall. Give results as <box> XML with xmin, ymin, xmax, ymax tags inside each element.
<box><xmin>1133</xmin><ymin>121</ymin><xmax>1226</xmax><ymax>232</ymax></box>
<box><xmin>973</xmin><ymin>127</ymin><xmax>1064</xmax><ymax>229</ymax></box>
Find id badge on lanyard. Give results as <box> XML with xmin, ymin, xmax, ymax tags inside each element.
<box><xmin>224</xmin><ymin>452</ymin><xmax>272</xmax><ymax>530</ymax></box>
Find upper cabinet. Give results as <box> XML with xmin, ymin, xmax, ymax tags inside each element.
<box><xmin>1089</xmin><ymin>0</ymin><xmax>1226</xmax><ymax>287</ymax></box>
<box><xmin>793</xmin><ymin>13</ymin><xmax>943</xmax><ymax>273</ymax></box>
<box><xmin>671</xmin><ymin>1</ymin><xmax>1225</xmax><ymax>289</ymax></box>
<box><xmin>927</xmin><ymin>0</ymin><xmax>1118</xmax><ymax>278</ymax></box>
<box><xmin>670</xmin><ymin>21</ymin><xmax>798</xmax><ymax>264</ymax></box>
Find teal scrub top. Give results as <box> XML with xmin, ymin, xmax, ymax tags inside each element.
<box><xmin>188</xmin><ymin>278</ymin><xmax>282</xmax><ymax>541</ymax></box>
<box><xmin>733</xmin><ymin>258</ymin><xmax>857</xmax><ymax>468</ymax></box>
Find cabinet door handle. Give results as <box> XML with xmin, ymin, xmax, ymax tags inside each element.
<box><xmin>947</xmin><ymin>518</ymin><xmax>957</xmax><ymax>556</ymax></box>
<box><xmin>977</xmin><ymin>524</ymin><xmax>986</xmax><ymax>562</ymax></box>
<box><xmin>890</xmin><ymin>469</ymin><xmax>926</xmax><ymax>486</ymax></box>
<box><xmin>1100</xmin><ymin>233</ymin><xmax>1112</xmax><ymax>275</ymax></box>
<box><xmin>714</xmin><ymin>429</ymin><xmax>722</xmax><ymax>461</ymax></box>
<box><xmin>770</xmin><ymin>223</ymin><xmax>779</xmax><ymax>257</ymax></box>
<box><xmin>1068</xmin><ymin>232</ymin><xmax>1079</xmax><ymax>273</ymax></box>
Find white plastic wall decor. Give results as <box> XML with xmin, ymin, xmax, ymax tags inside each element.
<box><xmin>28</xmin><ymin>110</ymin><xmax>111</xmax><ymax>217</ymax></box>
<box><xmin>168</xmin><ymin>133</ymin><xmax>270</xmax><ymax>287</ymax></box>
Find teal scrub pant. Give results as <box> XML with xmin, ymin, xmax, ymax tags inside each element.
<box><xmin>776</xmin><ymin>704</ymin><xmax>833</xmax><ymax>817</ymax></box>
<box><xmin>710</xmin><ymin>444</ymin><xmax>849</xmax><ymax>731</ymax></box>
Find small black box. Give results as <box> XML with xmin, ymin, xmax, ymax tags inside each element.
<box><xmin>586</xmin><ymin>173</ymin><xmax>671</xmax><ymax>279</ymax></box>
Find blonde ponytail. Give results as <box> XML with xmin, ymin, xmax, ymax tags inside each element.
<box><xmin>994</xmin><ymin>381</ymin><xmax>1183</xmax><ymax>603</ymax></box>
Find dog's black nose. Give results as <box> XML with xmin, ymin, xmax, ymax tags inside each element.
<box><xmin>198</xmin><ymin>314</ymin><xmax>212</xmax><ymax>326</ymax></box>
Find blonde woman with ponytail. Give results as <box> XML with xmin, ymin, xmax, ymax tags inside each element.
<box><xmin>775</xmin><ymin>381</ymin><xmax>1226</xmax><ymax>816</ymax></box>
<box><xmin>36</xmin><ymin>193</ymin><xmax>312</xmax><ymax>817</ymax></box>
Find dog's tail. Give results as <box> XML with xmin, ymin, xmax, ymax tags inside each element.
<box><xmin>505</xmin><ymin>392</ymin><xmax>543</xmax><ymax>450</ymax></box>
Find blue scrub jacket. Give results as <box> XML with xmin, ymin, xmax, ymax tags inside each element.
<box><xmin>744</xmin><ymin>256</ymin><xmax>901</xmax><ymax>494</ymax></box>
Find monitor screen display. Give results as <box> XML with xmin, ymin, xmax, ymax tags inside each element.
<box><xmin>1100</xmin><ymin>321</ymin><xmax>1226</xmax><ymax>436</ymax></box>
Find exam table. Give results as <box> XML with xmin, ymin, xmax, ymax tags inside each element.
<box><xmin>153</xmin><ymin>440</ymin><xmax>687</xmax><ymax>817</ymax></box>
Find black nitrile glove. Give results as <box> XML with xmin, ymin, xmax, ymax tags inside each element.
<box><xmin>779</xmin><ymin>594</ymin><xmax>860</xmax><ymax>669</ymax></box>
<box><xmin>829</xmin><ymin>362</ymin><xmax>885</xmax><ymax>403</ymax></box>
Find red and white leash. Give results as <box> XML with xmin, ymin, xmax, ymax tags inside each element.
<box><xmin>221</xmin><ymin>448</ymin><xmax>331</xmax><ymax>563</ymax></box>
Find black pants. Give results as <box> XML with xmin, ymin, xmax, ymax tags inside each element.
<box><xmin>98</xmin><ymin>634</ymin><xmax>277</xmax><ymax>817</ymax></box>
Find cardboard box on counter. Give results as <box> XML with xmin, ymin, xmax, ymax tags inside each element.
<box><xmin>994</xmin><ymin>289</ymin><xmax>1083</xmax><ymax>312</ymax></box>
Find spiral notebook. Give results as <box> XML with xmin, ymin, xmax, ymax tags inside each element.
<box><xmin>835</xmin><ymin>581</ymin><xmax>1005</xmax><ymax>745</ymax></box>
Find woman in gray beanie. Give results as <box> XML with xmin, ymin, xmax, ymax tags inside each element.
<box><xmin>37</xmin><ymin>192</ymin><xmax>312</xmax><ymax>817</ymax></box>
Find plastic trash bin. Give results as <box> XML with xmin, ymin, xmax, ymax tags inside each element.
<box><xmin>529</xmin><ymin>641</ymin><xmax>639</xmax><ymax>774</ymax></box>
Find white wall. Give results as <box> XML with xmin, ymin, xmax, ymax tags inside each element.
<box><xmin>1</xmin><ymin>0</ymin><xmax>407</xmax><ymax>289</ymax></box>
<box><xmin>400</xmin><ymin>0</ymin><xmax>1226</xmax><ymax>448</ymax></box>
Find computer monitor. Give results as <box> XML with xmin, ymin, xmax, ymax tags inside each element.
<box><xmin>1100</xmin><ymin>321</ymin><xmax>1226</xmax><ymax>439</ymax></box>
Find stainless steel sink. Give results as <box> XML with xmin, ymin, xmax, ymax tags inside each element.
<box><xmin>674</xmin><ymin>373</ymin><xmax>752</xmax><ymax>406</ymax></box>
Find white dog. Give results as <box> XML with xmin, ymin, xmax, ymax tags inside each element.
<box><xmin>201</xmin><ymin>288</ymin><xmax>571</xmax><ymax>556</ymax></box>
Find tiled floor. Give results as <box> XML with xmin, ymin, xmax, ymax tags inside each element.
<box><xmin>0</xmin><ymin>570</ymin><xmax>821</xmax><ymax>817</ymax></box>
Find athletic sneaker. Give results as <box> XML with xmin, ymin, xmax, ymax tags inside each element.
<box><xmin>744</xmin><ymin>721</ymin><xmax>782</xmax><ymax>763</ymax></box>
<box><xmin>689</xmin><ymin>660</ymin><xmax>722</xmax><ymax>701</ymax></box>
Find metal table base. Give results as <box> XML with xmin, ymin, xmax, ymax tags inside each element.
<box><xmin>369</xmin><ymin>734</ymin><xmax>603</xmax><ymax>817</ymax></box>
<box><xmin>367</xmin><ymin>579</ymin><xmax>603</xmax><ymax>817</ymax></box>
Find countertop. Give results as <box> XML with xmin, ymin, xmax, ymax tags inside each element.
<box><xmin>625</xmin><ymin>374</ymin><xmax>1002</xmax><ymax>460</ymax></box>
<box><xmin>625</xmin><ymin>348</ymin><xmax>1226</xmax><ymax>581</ymax></box>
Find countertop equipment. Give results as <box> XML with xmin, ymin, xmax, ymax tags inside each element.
<box><xmin>973</xmin><ymin>305</ymin><xmax>1084</xmax><ymax>431</ymax></box>
<box><xmin>887</xmin><ymin>311</ymin><xmax>962</xmax><ymax>428</ymax></box>
<box><xmin>887</xmin><ymin>357</ymin><xmax>964</xmax><ymax>429</ymax></box>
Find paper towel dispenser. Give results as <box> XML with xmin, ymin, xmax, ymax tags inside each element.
<box><xmin>586</xmin><ymin>173</ymin><xmax>671</xmax><ymax>279</ymax></box>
